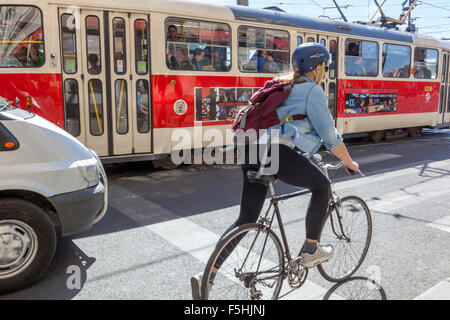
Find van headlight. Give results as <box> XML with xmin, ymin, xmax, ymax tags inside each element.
<box><xmin>77</xmin><ymin>159</ymin><xmax>100</xmax><ymax>187</ymax></box>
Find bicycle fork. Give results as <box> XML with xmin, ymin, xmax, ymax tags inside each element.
<box><xmin>328</xmin><ymin>197</ymin><xmax>352</xmax><ymax>242</ymax></box>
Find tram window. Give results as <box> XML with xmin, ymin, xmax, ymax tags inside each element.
<box><xmin>113</xmin><ymin>18</ymin><xmax>127</xmax><ymax>75</ymax></box>
<box><xmin>115</xmin><ymin>79</ymin><xmax>128</xmax><ymax>135</ymax></box>
<box><xmin>135</xmin><ymin>19</ymin><xmax>149</xmax><ymax>75</ymax></box>
<box><xmin>297</xmin><ymin>36</ymin><xmax>302</xmax><ymax>46</ymax></box>
<box><xmin>0</xmin><ymin>6</ymin><xmax>45</xmax><ymax>68</ymax></box>
<box><xmin>88</xmin><ymin>79</ymin><xmax>104</xmax><ymax>136</ymax></box>
<box><xmin>345</xmin><ymin>39</ymin><xmax>379</xmax><ymax>77</ymax></box>
<box><xmin>136</xmin><ymin>79</ymin><xmax>150</xmax><ymax>133</ymax></box>
<box><xmin>61</xmin><ymin>14</ymin><xmax>77</xmax><ymax>74</ymax></box>
<box><xmin>63</xmin><ymin>79</ymin><xmax>80</xmax><ymax>137</ymax></box>
<box><xmin>165</xmin><ymin>18</ymin><xmax>231</xmax><ymax>72</ymax></box>
<box><xmin>320</xmin><ymin>39</ymin><xmax>326</xmax><ymax>47</ymax></box>
<box><xmin>414</xmin><ymin>48</ymin><xmax>438</xmax><ymax>80</ymax></box>
<box><xmin>238</xmin><ymin>26</ymin><xmax>289</xmax><ymax>73</ymax></box>
<box><xmin>382</xmin><ymin>43</ymin><xmax>411</xmax><ymax>78</ymax></box>
<box><xmin>86</xmin><ymin>16</ymin><xmax>102</xmax><ymax>75</ymax></box>
<box><xmin>307</xmin><ymin>37</ymin><xmax>315</xmax><ymax>43</ymax></box>
<box><xmin>329</xmin><ymin>40</ymin><xmax>337</xmax><ymax>79</ymax></box>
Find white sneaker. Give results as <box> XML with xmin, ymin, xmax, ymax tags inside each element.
<box><xmin>301</xmin><ymin>244</ymin><xmax>334</xmax><ymax>268</ymax></box>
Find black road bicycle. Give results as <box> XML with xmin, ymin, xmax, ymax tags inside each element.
<box><xmin>201</xmin><ymin>152</ymin><xmax>372</xmax><ymax>300</ymax></box>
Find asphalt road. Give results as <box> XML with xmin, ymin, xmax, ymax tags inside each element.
<box><xmin>2</xmin><ymin>128</ymin><xmax>450</xmax><ymax>300</ymax></box>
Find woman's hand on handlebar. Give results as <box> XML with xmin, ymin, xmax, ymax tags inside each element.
<box><xmin>344</xmin><ymin>160</ymin><xmax>359</xmax><ymax>175</ymax></box>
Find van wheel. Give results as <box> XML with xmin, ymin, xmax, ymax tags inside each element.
<box><xmin>0</xmin><ymin>198</ymin><xmax>57</xmax><ymax>295</ymax></box>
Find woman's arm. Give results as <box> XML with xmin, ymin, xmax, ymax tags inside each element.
<box><xmin>306</xmin><ymin>86</ymin><xmax>359</xmax><ymax>174</ymax></box>
<box><xmin>330</xmin><ymin>142</ymin><xmax>359</xmax><ymax>174</ymax></box>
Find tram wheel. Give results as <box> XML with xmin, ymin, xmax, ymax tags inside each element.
<box><xmin>369</xmin><ymin>130</ymin><xmax>385</xmax><ymax>142</ymax></box>
<box><xmin>407</xmin><ymin>127</ymin><xmax>421</xmax><ymax>137</ymax></box>
<box><xmin>153</xmin><ymin>156</ymin><xmax>180</xmax><ymax>170</ymax></box>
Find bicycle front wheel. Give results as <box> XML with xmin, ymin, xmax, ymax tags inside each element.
<box><xmin>202</xmin><ymin>223</ymin><xmax>285</xmax><ymax>300</ymax></box>
<box><xmin>317</xmin><ymin>196</ymin><xmax>372</xmax><ymax>282</ymax></box>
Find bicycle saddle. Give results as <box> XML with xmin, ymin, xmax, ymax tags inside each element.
<box><xmin>246</xmin><ymin>169</ymin><xmax>276</xmax><ymax>187</ymax></box>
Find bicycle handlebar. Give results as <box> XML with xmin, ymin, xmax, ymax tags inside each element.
<box><xmin>306</xmin><ymin>152</ymin><xmax>365</xmax><ymax>177</ymax></box>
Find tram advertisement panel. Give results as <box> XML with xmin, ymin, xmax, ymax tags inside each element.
<box><xmin>194</xmin><ymin>87</ymin><xmax>261</xmax><ymax>122</ymax></box>
<box><xmin>345</xmin><ymin>89</ymin><xmax>398</xmax><ymax>115</ymax></box>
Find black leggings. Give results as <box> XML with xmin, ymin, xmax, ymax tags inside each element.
<box><xmin>232</xmin><ymin>143</ymin><xmax>331</xmax><ymax>239</ymax></box>
<box><xmin>213</xmin><ymin>144</ymin><xmax>332</xmax><ymax>269</ymax></box>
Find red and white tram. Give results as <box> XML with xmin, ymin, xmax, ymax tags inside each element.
<box><xmin>1</xmin><ymin>0</ymin><xmax>449</xmax><ymax>166</ymax></box>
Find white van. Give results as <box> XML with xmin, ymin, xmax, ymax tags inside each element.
<box><xmin>0</xmin><ymin>97</ymin><xmax>107</xmax><ymax>295</ymax></box>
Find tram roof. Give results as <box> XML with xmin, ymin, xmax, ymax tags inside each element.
<box><xmin>47</xmin><ymin>0</ymin><xmax>236</xmax><ymax>21</ymax></box>
<box><xmin>227</xmin><ymin>5</ymin><xmax>415</xmax><ymax>43</ymax></box>
<box><xmin>44</xmin><ymin>0</ymin><xmax>450</xmax><ymax>49</ymax></box>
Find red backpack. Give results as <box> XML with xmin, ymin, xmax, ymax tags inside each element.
<box><xmin>232</xmin><ymin>80</ymin><xmax>307</xmax><ymax>133</ymax></box>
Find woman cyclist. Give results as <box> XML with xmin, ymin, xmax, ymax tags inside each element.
<box><xmin>191</xmin><ymin>43</ymin><xmax>359</xmax><ymax>300</ymax></box>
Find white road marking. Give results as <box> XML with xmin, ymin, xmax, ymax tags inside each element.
<box><xmin>427</xmin><ymin>215</ymin><xmax>450</xmax><ymax>234</ymax></box>
<box><xmin>147</xmin><ymin>215</ymin><xmax>342</xmax><ymax>300</ymax></box>
<box><xmin>366</xmin><ymin>175</ymin><xmax>450</xmax><ymax>212</ymax></box>
<box><xmin>110</xmin><ymin>184</ymin><xmax>341</xmax><ymax>300</ymax></box>
<box><xmin>333</xmin><ymin>158</ymin><xmax>450</xmax><ymax>191</ymax></box>
<box><xmin>107</xmin><ymin>158</ymin><xmax>450</xmax><ymax>300</ymax></box>
<box><xmin>414</xmin><ymin>278</ymin><xmax>450</xmax><ymax>300</ymax></box>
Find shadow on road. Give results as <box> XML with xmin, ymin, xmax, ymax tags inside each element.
<box><xmin>0</xmin><ymin>239</ymin><xmax>95</xmax><ymax>300</ymax></box>
<box><xmin>323</xmin><ymin>276</ymin><xmax>387</xmax><ymax>300</ymax></box>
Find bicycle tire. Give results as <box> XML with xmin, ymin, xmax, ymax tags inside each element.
<box><xmin>317</xmin><ymin>196</ymin><xmax>372</xmax><ymax>283</ymax></box>
<box><xmin>202</xmin><ymin>223</ymin><xmax>285</xmax><ymax>300</ymax></box>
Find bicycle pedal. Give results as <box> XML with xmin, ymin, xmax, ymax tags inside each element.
<box><xmin>287</xmin><ymin>257</ymin><xmax>308</xmax><ymax>289</ymax></box>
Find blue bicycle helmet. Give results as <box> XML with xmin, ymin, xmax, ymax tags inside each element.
<box><xmin>292</xmin><ymin>43</ymin><xmax>330</xmax><ymax>72</ymax></box>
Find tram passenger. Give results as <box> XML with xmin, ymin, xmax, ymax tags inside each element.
<box><xmin>212</xmin><ymin>48</ymin><xmax>228</xmax><ymax>71</ymax></box>
<box><xmin>346</xmin><ymin>42</ymin><xmax>359</xmax><ymax>56</ymax></box>
<box><xmin>166</xmin><ymin>24</ymin><xmax>189</xmax><ymax>70</ymax></box>
<box><xmin>415</xmin><ymin>66</ymin><xmax>432</xmax><ymax>79</ymax></box>
<box><xmin>28</xmin><ymin>43</ymin><xmax>44</xmax><ymax>67</ymax></box>
<box><xmin>345</xmin><ymin>42</ymin><xmax>366</xmax><ymax>76</ymax></box>
<box><xmin>346</xmin><ymin>56</ymin><xmax>366</xmax><ymax>76</ymax></box>
<box><xmin>136</xmin><ymin>80</ymin><xmax>149</xmax><ymax>132</ymax></box>
<box><xmin>398</xmin><ymin>65</ymin><xmax>410</xmax><ymax>78</ymax></box>
<box><xmin>191</xmin><ymin>48</ymin><xmax>205</xmax><ymax>71</ymax></box>
<box><xmin>88</xmin><ymin>54</ymin><xmax>100</xmax><ymax>74</ymax></box>
<box><xmin>249</xmin><ymin>50</ymin><xmax>268</xmax><ymax>73</ymax></box>
<box><xmin>263</xmin><ymin>51</ymin><xmax>281</xmax><ymax>73</ymax></box>
<box><xmin>190</xmin><ymin>43</ymin><xmax>360</xmax><ymax>300</ymax></box>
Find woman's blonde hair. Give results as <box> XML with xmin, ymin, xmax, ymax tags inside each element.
<box><xmin>276</xmin><ymin>71</ymin><xmax>303</xmax><ymax>82</ymax></box>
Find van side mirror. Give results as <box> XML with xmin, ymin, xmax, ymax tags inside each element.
<box><xmin>15</xmin><ymin>97</ymin><xmax>20</xmax><ymax>108</ymax></box>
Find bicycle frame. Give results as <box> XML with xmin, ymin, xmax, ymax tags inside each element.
<box><xmin>234</xmin><ymin>153</ymin><xmax>363</xmax><ymax>294</ymax></box>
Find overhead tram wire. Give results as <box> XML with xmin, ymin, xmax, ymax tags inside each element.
<box><xmin>420</xmin><ymin>1</ymin><xmax>450</xmax><ymax>12</ymax></box>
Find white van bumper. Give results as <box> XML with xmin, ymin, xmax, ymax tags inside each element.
<box><xmin>48</xmin><ymin>180</ymin><xmax>105</xmax><ymax>237</ymax></box>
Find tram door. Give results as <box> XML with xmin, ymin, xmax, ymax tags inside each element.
<box><xmin>59</xmin><ymin>8</ymin><xmax>152</xmax><ymax>157</ymax></box>
<box><xmin>438</xmin><ymin>52</ymin><xmax>447</xmax><ymax>125</ymax></box>
<box><xmin>320</xmin><ymin>35</ymin><xmax>338</xmax><ymax>121</ymax></box>
<box><xmin>440</xmin><ymin>51</ymin><xmax>450</xmax><ymax>124</ymax></box>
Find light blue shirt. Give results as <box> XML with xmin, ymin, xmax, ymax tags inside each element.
<box><xmin>269</xmin><ymin>76</ymin><xmax>343</xmax><ymax>154</ymax></box>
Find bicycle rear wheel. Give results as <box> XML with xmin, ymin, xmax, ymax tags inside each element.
<box><xmin>317</xmin><ymin>196</ymin><xmax>372</xmax><ymax>282</ymax></box>
<box><xmin>202</xmin><ymin>223</ymin><xmax>285</xmax><ymax>300</ymax></box>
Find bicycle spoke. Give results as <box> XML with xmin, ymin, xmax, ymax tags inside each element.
<box><xmin>318</xmin><ymin>197</ymin><xmax>372</xmax><ymax>282</ymax></box>
<box><xmin>204</xmin><ymin>225</ymin><xmax>285</xmax><ymax>300</ymax></box>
